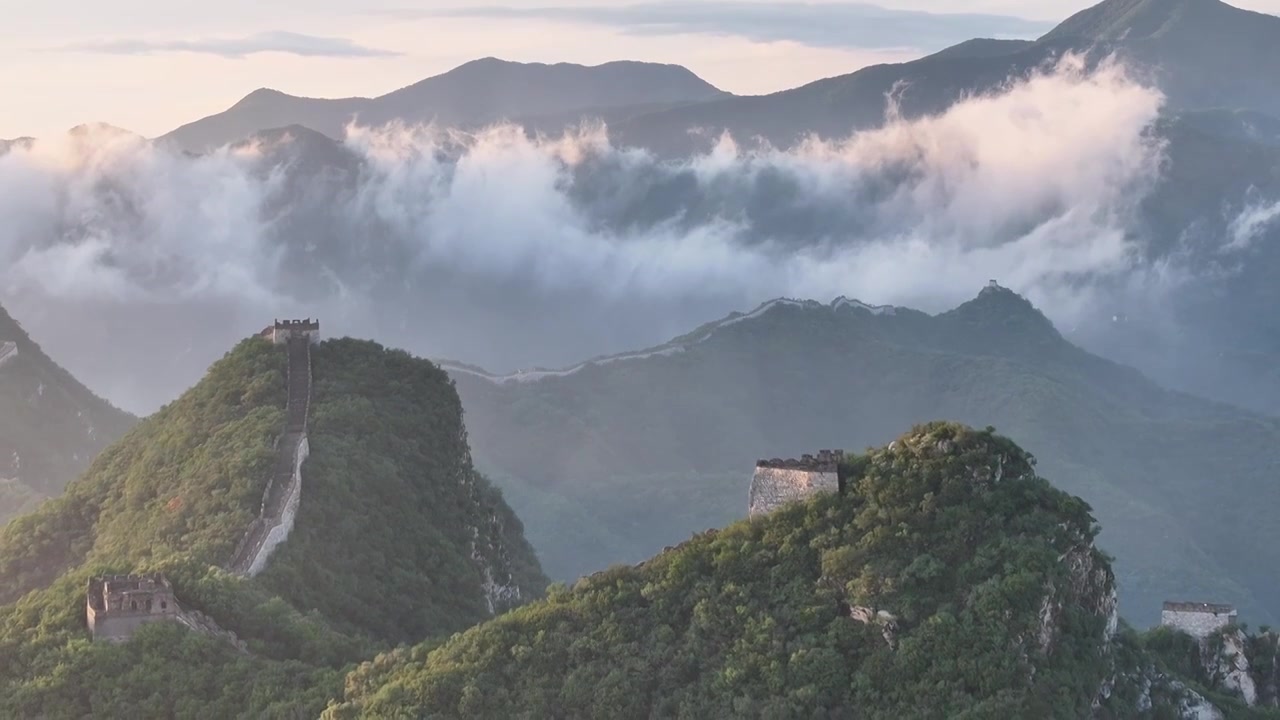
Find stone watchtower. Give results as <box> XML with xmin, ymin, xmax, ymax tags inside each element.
<box><xmin>748</xmin><ymin>450</ymin><xmax>843</xmax><ymax>517</ymax></box>
<box><xmin>86</xmin><ymin>574</ymin><xmax>180</xmax><ymax>642</ymax></box>
<box><xmin>262</xmin><ymin>319</ymin><xmax>321</xmax><ymax>346</ymax></box>
<box><xmin>1161</xmin><ymin>601</ymin><xmax>1238</xmax><ymax>638</ymax></box>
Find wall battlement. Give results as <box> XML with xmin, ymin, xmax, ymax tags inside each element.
<box><xmin>86</xmin><ymin>574</ymin><xmax>248</xmax><ymax>651</ymax></box>
<box><xmin>1161</xmin><ymin>601</ymin><xmax>1237</xmax><ymax>638</ymax></box>
<box><xmin>756</xmin><ymin>449</ymin><xmax>842</xmax><ymax>472</ymax></box>
<box><xmin>749</xmin><ymin>449</ymin><xmax>843</xmax><ymax>518</ymax></box>
<box><xmin>262</xmin><ymin>318</ymin><xmax>321</xmax><ymax>346</ymax></box>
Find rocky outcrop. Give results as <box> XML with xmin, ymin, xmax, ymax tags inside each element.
<box><xmin>846</xmin><ymin>605</ymin><xmax>899</xmax><ymax>649</ymax></box>
<box><xmin>1040</xmin><ymin>545</ymin><xmax>1119</xmax><ymax>656</ymax></box>
<box><xmin>1097</xmin><ymin>666</ymin><xmax>1226</xmax><ymax>719</ymax></box>
<box><xmin>1207</xmin><ymin>629</ymin><xmax>1258</xmax><ymax>707</ymax></box>
<box><xmin>460</xmin><ymin>455</ymin><xmax>526</xmax><ymax>615</ymax></box>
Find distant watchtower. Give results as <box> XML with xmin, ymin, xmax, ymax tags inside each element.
<box><xmin>262</xmin><ymin>319</ymin><xmax>320</xmax><ymax>346</ymax></box>
<box><xmin>86</xmin><ymin>574</ymin><xmax>180</xmax><ymax>642</ymax></box>
<box><xmin>749</xmin><ymin>450</ymin><xmax>843</xmax><ymax>517</ymax></box>
<box><xmin>1161</xmin><ymin>601</ymin><xmax>1237</xmax><ymax>638</ymax></box>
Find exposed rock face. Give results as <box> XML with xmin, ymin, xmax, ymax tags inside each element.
<box><xmin>1035</xmin><ymin>541</ymin><xmax>1118</xmax><ymax>664</ymax></box>
<box><xmin>847</xmin><ymin>605</ymin><xmax>899</xmax><ymax>649</ymax></box>
<box><xmin>1098</xmin><ymin>666</ymin><xmax>1227</xmax><ymax>719</ymax></box>
<box><xmin>459</xmin><ymin>438</ymin><xmax>530</xmax><ymax>616</ymax></box>
<box><xmin>1209</xmin><ymin>629</ymin><xmax>1258</xmax><ymax>707</ymax></box>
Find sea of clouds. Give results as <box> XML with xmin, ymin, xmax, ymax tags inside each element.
<box><xmin>0</xmin><ymin>55</ymin><xmax>1257</xmax><ymax>413</ymax></box>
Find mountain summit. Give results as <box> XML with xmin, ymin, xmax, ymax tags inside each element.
<box><xmin>161</xmin><ymin>58</ymin><xmax>727</xmax><ymax>152</ymax></box>
<box><xmin>1043</xmin><ymin>0</ymin><xmax>1261</xmax><ymax>42</ymax></box>
<box><xmin>444</xmin><ymin>287</ymin><xmax>1280</xmax><ymax>625</ymax></box>
<box><xmin>1041</xmin><ymin>0</ymin><xmax>1280</xmax><ymax>113</ymax></box>
<box><xmin>0</xmin><ymin>332</ymin><xmax>547</xmax><ymax>717</ymax></box>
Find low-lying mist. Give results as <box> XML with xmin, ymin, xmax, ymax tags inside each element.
<box><xmin>0</xmin><ymin>55</ymin><xmax>1269</xmax><ymax>414</ymax></box>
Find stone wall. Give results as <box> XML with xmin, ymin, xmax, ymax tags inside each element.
<box><xmin>86</xmin><ymin>576</ymin><xmax>248</xmax><ymax>651</ymax></box>
<box><xmin>271</xmin><ymin>319</ymin><xmax>321</xmax><ymax>346</ymax></box>
<box><xmin>229</xmin><ymin>335</ymin><xmax>313</xmax><ymax>576</ymax></box>
<box><xmin>1162</xmin><ymin>603</ymin><xmax>1237</xmax><ymax>638</ymax></box>
<box><xmin>247</xmin><ymin>436</ymin><xmax>307</xmax><ymax>576</ymax></box>
<box><xmin>748</xmin><ymin>466</ymin><xmax>839</xmax><ymax>517</ymax></box>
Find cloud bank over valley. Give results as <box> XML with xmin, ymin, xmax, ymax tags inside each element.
<box><xmin>1</xmin><ymin>57</ymin><xmax>1265</xmax><ymax>413</ymax></box>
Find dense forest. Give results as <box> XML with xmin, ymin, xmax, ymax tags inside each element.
<box><xmin>449</xmin><ymin>287</ymin><xmax>1280</xmax><ymax>625</ymax></box>
<box><xmin>325</xmin><ymin>424</ymin><xmax>1118</xmax><ymax>718</ymax></box>
<box><xmin>4</xmin><ymin>363</ymin><xmax>1276</xmax><ymax>717</ymax></box>
<box><xmin>0</xmin><ymin>337</ymin><xmax>545</xmax><ymax>718</ymax></box>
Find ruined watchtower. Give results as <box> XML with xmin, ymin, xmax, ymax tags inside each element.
<box><xmin>748</xmin><ymin>450</ymin><xmax>843</xmax><ymax>517</ymax></box>
<box><xmin>1161</xmin><ymin>601</ymin><xmax>1237</xmax><ymax>638</ymax></box>
<box><xmin>86</xmin><ymin>574</ymin><xmax>180</xmax><ymax>642</ymax></box>
<box><xmin>263</xmin><ymin>319</ymin><xmax>321</xmax><ymax>346</ymax></box>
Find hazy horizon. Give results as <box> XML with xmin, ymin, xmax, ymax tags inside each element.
<box><xmin>6</xmin><ymin>0</ymin><xmax>1279</xmax><ymax>139</ymax></box>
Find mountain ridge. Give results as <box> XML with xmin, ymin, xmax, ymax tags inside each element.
<box><xmin>0</xmin><ymin>303</ymin><xmax>134</xmax><ymax>525</ymax></box>
<box><xmin>0</xmin><ymin>332</ymin><xmax>547</xmax><ymax>717</ymax></box>
<box><xmin>161</xmin><ymin>58</ymin><xmax>729</xmax><ymax>152</ymax></box>
<box><xmin>441</xmin><ymin>285</ymin><xmax>1280</xmax><ymax>626</ymax></box>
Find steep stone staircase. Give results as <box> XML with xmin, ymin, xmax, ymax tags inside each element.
<box><xmin>229</xmin><ymin>337</ymin><xmax>312</xmax><ymax>576</ymax></box>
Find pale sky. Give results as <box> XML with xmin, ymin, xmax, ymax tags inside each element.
<box><xmin>3</xmin><ymin>0</ymin><xmax>1279</xmax><ymax>139</ymax></box>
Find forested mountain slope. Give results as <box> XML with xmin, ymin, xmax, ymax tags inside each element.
<box><xmin>323</xmin><ymin>425</ymin><xmax>1133</xmax><ymax>718</ymax></box>
<box><xmin>446</xmin><ymin>286</ymin><xmax>1280</xmax><ymax>625</ymax></box>
<box><xmin>0</xmin><ymin>336</ymin><xmax>545</xmax><ymax>718</ymax></box>
<box><xmin>0</xmin><ymin>303</ymin><xmax>134</xmax><ymax>525</ymax></box>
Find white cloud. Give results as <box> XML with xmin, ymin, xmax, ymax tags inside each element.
<box><xmin>0</xmin><ymin>56</ymin><xmax>1180</xmax><ymax>412</ymax></box>
<box><xmin>59</xmin><ymin>31</ymin><xmax>399</xmax><ymax>59</ymax></box>
<box><xmin>1226</xmin><ymin>198</ymin><xmax>1280</xmax><ymax>251</ymax></box>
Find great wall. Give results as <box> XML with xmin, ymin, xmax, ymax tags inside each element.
<box><xmin>437</xmin><ymin>296</ymin><xmax>899</xmax><ymax>386</ymax></box>
<box><xmin>748</xmin><ymin>444</ymin><xmax>1241</xmax><ymax>661</ymax></box>
<box><xmin>228</xmin><ymin>320</ymin><xmax>318</xmax><ymax>577</ymax></box>
<box><xmin>86</xmin><ymin>321</ymin><xmax>320</xmax><ymax>646</ymax></box>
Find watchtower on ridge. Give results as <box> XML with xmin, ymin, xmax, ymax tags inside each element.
<box><xmin>86</xmin><ymin>574</ymin><xmax>180</xmax><ymax>642</ymax></box>
<box><xmin>1161</xmin><ymin>601</ymin><xmax>1237</xmax><ymax>638</ymax></box>
<box><xmin>749</xmin><ymin>449</ymin><xmax>843</xmax><ymax>517</ymax></box>
<box><xmin>261</xmin><ymin>319</ymin><xmax>321</xmax><ymax>346</ymax></box>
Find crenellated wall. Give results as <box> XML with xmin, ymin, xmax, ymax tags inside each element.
<box><xmin>229</xmin><ymin>332</ymin><xmax>314</xmax><ymax>577</ymax></box>
<box><xmin>748</xmin><ymin>451</ymin><xmax>842</xmax><ymax>517</ymax></box>
<box><xmin>247</xmin><ymin>436</ymin><xmax>308</xmax><ymax>576</ymax></box>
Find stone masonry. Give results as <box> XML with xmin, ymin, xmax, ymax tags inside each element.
<box><xmin>265</xmin><ymin>318</ymin><xmax>320</xmax><ymax>346</ymax></box>
<box><xmin>1162</xmin><ymin>601</ymin><xmax>1238</xmax><ymax>638</ymax></box>
<box><xmin>748</xmin><ymin>450</ymin><xmax>843</xmax><ymax>517</ymax></box>
<box><xmin>229</xmin><ymin>324</ymin><xmax>315</xmax><ymax>576</ymax></box>
<box><xmin>86</xmin><ymin>574</ymin><xmax>248</xmax><ymax>651</ymax></box>
<box><xmin>86</xmin><ymin>574</ymin><xmax>179</xmax><ymax>642</ymax></box>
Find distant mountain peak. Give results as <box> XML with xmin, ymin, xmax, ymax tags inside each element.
<box><xmin>1042</xmin><ymin>0</ymin><xmax>1246</xmax><ymax>42</ymax></box>
<box><xmin>942</xmin><ymin>282</ymin><xmax>1065</xmax><ymax>352</ymax></box>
